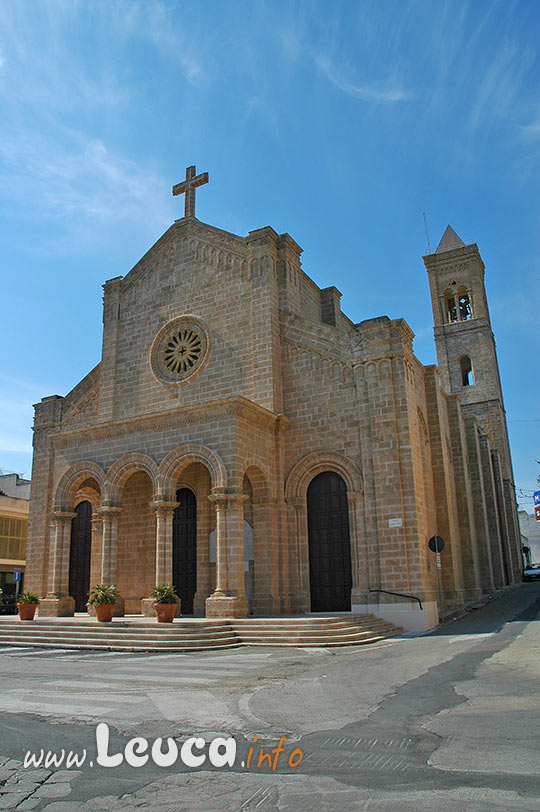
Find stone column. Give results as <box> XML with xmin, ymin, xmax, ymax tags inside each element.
<box><xmin>205</xmin><ymin>493</ymin><xmax>249</xmax><ymax>618</ymax></box>
<box><xmin>100</xmin><ymin>506</ymin><xmax>122</xmax><ymax>583</ymax></box>
<box><xmin>99</xmin><ymin>506</ymin><xmax>124</xmax><ymax>616</ymax></box>
<box><xmin>142</xmin><ymin>501</ymin><xmax>178</xmax><ymax>617</ymax></box>
<box><xmin>89</xmin><ymin>513</ymin><xmax>104</xmax><ymax>593</ymax></box>
<box><xmin>153</xmin><ymin>501</ymin><xmax>178</xmax><ymax>585</ymax></box>
<box><xmin>211</xmin><ymin>495</ymin><xmax>228</xmax><ymax>596</ymax></box>
<box><xmin>226</xmin><ymin>493</ymin><xmax>247</xmax><ymax>598</ymax></box>
<box><xmin>39</xmin><ymin>512</ymin><xmax>76</xmax><ymax>617</ymax></box>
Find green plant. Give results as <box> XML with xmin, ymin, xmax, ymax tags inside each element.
<box><xmin>18</xmin><ymin>591</ymin><xmax>40</xmax><ymax>605</ymax></box>
<box><xmin>150</xmin><ymin>584</ymin><xmax>179</xmax><ymax>604</ymax></box>
<box><xmin>87</xmin><ymin>584</ymin><xmax>119</xmax><ymax>605</ymax></box>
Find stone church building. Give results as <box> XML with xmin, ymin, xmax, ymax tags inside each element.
<box><xmin>25</xmin><ymin>166</ymin><xmax>522</xmax><ymax>630</ymax></box>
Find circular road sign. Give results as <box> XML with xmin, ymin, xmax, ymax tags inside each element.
<box><xmin>428</xmin><ymin>535</ymin><xmax>445</xmax><ymax>553</ymax></box>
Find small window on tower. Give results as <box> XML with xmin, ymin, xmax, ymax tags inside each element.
<box><xmin>460</xmin><ymin>356</ymin><xmax>474</xmax><ymax>386</ymax></box>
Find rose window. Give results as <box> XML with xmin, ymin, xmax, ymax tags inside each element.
<box><xmin>164</xmin><ymin>328</ymin><xmax>202</xmax><ymax>374</ymax></box>
<box><xmin>150</xmin><ymin>316</ymin><xmax>210</xmax><ymax>384</ymax></box>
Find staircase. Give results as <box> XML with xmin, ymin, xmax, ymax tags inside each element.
<box><xmin>0</xmin><ymin>615</ymin><xmax>402</xmax><ymax>653</ymax></box>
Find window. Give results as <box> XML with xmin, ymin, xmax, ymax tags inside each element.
<box><xmin>0</xmin><ymin>516</ymin><xmax>27</xmax><ymax>561</ymax></box>
<box><xmin>460</xmin><ymin>356</ymin><xmax>474</xmax><ymax>386</ymax></box>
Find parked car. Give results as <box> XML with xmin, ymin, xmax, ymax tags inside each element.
<box><xmin>522</xmin><ymin>564</ymin><xmax>540</xmax><ymax>582</ymax></box>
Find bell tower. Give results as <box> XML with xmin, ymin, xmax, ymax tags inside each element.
<box><xmin>423</xmin><ymin>226</ymin><xmax>509</xmax><ymax>464</ymax></box>
<box><xmin>423</xmin><ymin>225</ymin><xmax>521</xmax><ymax>586</ymax></box>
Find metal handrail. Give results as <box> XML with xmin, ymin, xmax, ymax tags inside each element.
<box><xmin>368</xmin><ymin>589</ymin><xmax>423</xmax><ymax>610</ymax></box>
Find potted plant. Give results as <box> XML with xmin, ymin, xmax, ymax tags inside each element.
<box><xmin>150</xmin><ymin>584</ymin><xmax>179</xmax><ymax>622</ymax></box>
<box><xmin>17</xmin><ymin>591</ymin><xmax>40</xmax><ymax>621</ymax></box>
<box><xmin>88</xmin><ymin>584</ymin><xmax>120</xmax><ymax>622</ymax></box>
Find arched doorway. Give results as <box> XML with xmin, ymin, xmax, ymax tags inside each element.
<box><xmin>69</xmin><ymin>501</ymin><xmax>92</xmax><ymax>612</ymax></box>
<box><xmin>173</xmin><ymin>488</ymin><xmax>197</xmax><ymax>614</ymax></box>
<box><xmin>307</xmin><ymin>472</ymin><xmax>352</xmax><ymax>612</ymax></box>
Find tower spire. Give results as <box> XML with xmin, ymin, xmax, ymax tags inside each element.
<box><xmin>435</xmin><ymin>225</ymin><xmax>465</xmax><ymax>253</ymax></box>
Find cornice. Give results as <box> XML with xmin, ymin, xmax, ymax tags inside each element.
<box><xmin>50</xmin><ymin>396</ymin><xmax>285</xmax><ymax>447</ymax></box>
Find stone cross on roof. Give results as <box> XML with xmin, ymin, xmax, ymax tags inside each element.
<box><xmin>172</xmin><ymin>165</ymin><xmax>209</xmax><ymax>218</ymax></box>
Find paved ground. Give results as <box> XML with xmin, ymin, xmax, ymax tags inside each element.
<box><xmin>0</xmin><ymin>584</ymin><xmax>539</xmax><ymax>810</ymax></box>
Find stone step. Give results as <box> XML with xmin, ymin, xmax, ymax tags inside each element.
<box><xmin>0</xmin><ymin>618</ymin><xmax>394</xmax><ymax>635</ymax></box>
<box><xmin>0</xmin><ymin>638</ymin><xmax>240</xmax><ymax>652</ymax></box>
<box><xmin>0</xmin><ymin>624</ymin><xmax>236</xmax><ymax>640</ymax></box>
<box><xmin>0</xmin><ymin>624</ymin><xmax>396</xmax><ymax>642</ymax></box>
<box><xmin>0</xmin><ymin>614</ymin><xmax>402</xmax><ymax>652</ymax></box>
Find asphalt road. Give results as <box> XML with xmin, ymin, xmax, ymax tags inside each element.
<box><xmin>0</xmin><ymin>583</ymin><xmax>539</xmax><ymax>811</ymax></box>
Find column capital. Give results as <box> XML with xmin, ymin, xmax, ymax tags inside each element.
<box><xmin>51</xmin><ymin>510</ymin><xmax>76</xmax><ymax>523</ymax></box>
<box><xmin>208</xmin><ymin>492</ymin><xmax>248</xmax><ymax>509</ymax></box>
<box><xmin>225</xmin><ymin>492</ymin><xmax>249</xmax><ymax>504</ymax></box>
<box><xmin>208</xmin><ymin>494</ymin><xmax>229</xmax><ymax>511</ymax></box>
<box><xmin>151</xmin><ymin>500</ymin><xmax>178</xmax><ymax>516</ymax></box>
<box><xmin>99</xmin><ymin>505</ymin><xmax>123</xmax><ymax>518</ymax></box>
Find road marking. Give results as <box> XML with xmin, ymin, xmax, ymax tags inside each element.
<box><xmin>448</xmin><ymin>633</ymin><xmax>495</xmax><ymax>643</ymax></box>
<box><xmin>0</xmin><ymin>648</ymin><xmax>79</xmax><ymax>657</ymax></box>
<box><xmin>70</xmin><ymin>671</ymin><xmax>218</xmax><ymax>684</ymax></box>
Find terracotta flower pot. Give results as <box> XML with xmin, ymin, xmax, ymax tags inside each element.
<box><xmin>154</xmin><ymin>603</ymin><xmax>177</xmax><ymax>623</ymax></box>
<box><xmin>95</xmin><ymin>604</ymin><xmax>116</xmax><ymax>622</ymax></box>
<box><xmin>17</xmin><ymin>603</ymin><xmax>38</xmax><ymax>621</ymax></box>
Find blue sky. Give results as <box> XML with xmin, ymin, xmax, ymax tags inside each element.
<box><xmin>0</xmin><ymin>0</ymin><xmax>538</xmax><ymax>509</ymax></box>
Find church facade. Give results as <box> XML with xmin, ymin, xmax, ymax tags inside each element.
<box><xmin>25</xmin><ymin>167</ymin><xmax>522</xmax><ymax>630</ymax></box>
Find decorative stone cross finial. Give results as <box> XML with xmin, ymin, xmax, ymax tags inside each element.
<box><xmin>172</xmin><ymin>165</ymin><xmax>209</xmax><ymax>218</ymax></box>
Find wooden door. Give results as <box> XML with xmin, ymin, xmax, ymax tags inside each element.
<box><xmin>307</xmin><ymin>472</ymin><xmax>352</xmax><ymax>612</ymax></box>
<box><xmin>69</xmin><ymin>501</ymin><xmax>92</xmax><ymax>612</ymax></box>
<box><xmin>173</xmin><ymin>488</ymin><xmax>197</xmax><ymax>614</ymax></box>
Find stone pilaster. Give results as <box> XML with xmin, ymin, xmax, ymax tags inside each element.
<box><xmin>99</xmin><ymin>506</ymin><xmax>124</xmax><ymax>616</ymax></box>
<box><xmin>142</xmin><ymin>500</ymin><xmax>178</xmax><ymax>618</ymax></box>
<box><xmin>289</xmin><ymin>496</ymin><xmax>309</xmax><ymax>613</ymax></box>
<box><xmin>206</xmin><ymin>493</ymin><xmax>248</xmax><ymax>618</ymax></box>
<box><xmin>38</xmin><ymin>512</ymin><xmax>76</xmax><ymax>617</ymax></box>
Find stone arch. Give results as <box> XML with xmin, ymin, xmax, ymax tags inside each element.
<box><xmin>285</xmin><ymin>451</ymin><xmax>362</xmax><ymax>503</ymax></box>
<box><xmin>238</xmin><ymin>464</ymin><xmax>270</xmax><ymax>501</ymax></box>
<box><xmin>104</xmin><ymin>453</ymin><xmax>160</xmax><ymax>503</ymax></box>
<box><xmin>54</xmin><ymin>461</ymin><xmax>106</xmax><ymax>511</ymax></box>
<box><xmin>159</xmin><ymin>444</ymin><xmax>227</xmax><ymax>499</ymax></box>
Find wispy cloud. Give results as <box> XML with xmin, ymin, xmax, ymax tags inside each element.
<box><xmin>0</xmin><ymin>0</ymin><xmax>207</xmax><ymax>115</ymax></box>
<box><xmin>519</xmin><ymin>120</ymin><xmax>540</xmax><ymax>140</ymax></box>
<box><xmin>315</xmin><ymin>56</ymin><xmax>412</xmax><ymax>104</ymax></box>
<box><xmin>0</xmin><ymin>129</ymin><xmax>173</xmax><ymax>250</ymax></box>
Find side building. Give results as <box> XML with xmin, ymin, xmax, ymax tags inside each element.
<box><xmin>0</xmin><ymin>473</ymin><xmax>30</xmax><ymax>598</ymax></box>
